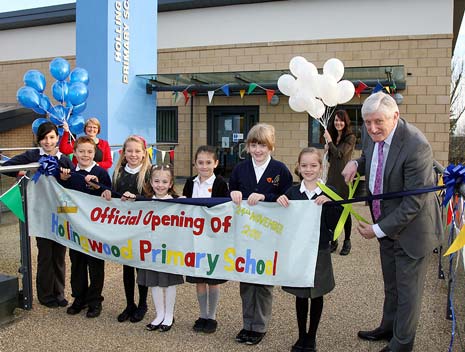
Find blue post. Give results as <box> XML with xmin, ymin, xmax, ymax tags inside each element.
<box><xmin>75</xmin><ymin>0</ymin><xmax>158</xmax><ymax>145</ymax></box>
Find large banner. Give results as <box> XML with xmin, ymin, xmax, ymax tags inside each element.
<box><xmin>27</xmin><ymin>177</ymin><xmax>322</xmax><ymax>287</ymax></box>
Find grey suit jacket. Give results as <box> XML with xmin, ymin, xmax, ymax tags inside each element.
<box><xmin>357</xmin><ymin>118</ymin><xmax>442</xmax><ymax>259</ymax></box>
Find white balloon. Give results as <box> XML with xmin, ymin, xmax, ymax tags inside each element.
<box><xmin>277</xmin><ymin>74</ymin><xmax>297</xmax><ymax>96</ymax></box>
<box><xmin>323</xmin><ymin>58</ymin><xmax>344</xmax><ymax>82</ymax></box>
<box><xmin>289</xmin><ymin>56</ymin><xmax>312</xmax><ymax>78</ymax></box>
<box><xmin>311</xmin><ymin>99</ymin><xmax>326</xmax><ymax>119</ymax></box>
<box><xmin>289</xmin><ymin>94</ymin><xmax>307</xmax><ymax>113</ymax></box>
<box><xmin>318</xmin><ymin>74</ymin><xmax>338</xmax><ymax>107</ymax></box>
<box><xmin>337</xmin><ymin>80</ymin><xmax>355</xmax><ymax>104</ymax></box>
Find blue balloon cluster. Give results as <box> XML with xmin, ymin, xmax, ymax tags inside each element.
<box><xmin>16</xmin><ymin>57</ymin><xmax>90</xmax><ymax>135</ymax></box>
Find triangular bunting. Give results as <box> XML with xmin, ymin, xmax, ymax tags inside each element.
<box><xmin>147</xmin><ymin>147</ymin><xmax>153</xmax><ymax>161</ymax></box>
<box><xmin>372</xmin><ymin>82</ymin><xmax>384</xmax><ymax>94</ymax></box>
<box><xmin>266</xmin><ymin>89</ymin><xmax>275</xmax><ymax>103</ymax></box>
<box><xmin>240</xmin><ymin>89</ymin><xmax>246</xmax><ymax>99</ymax></box>
<box><xmin>221</xmin><ymin>84</ymin><xmax>230</xmax><ymax>96</ymax></box>
<box><xmin>247</xmin><ymin>83</ymin><xmax>257</xmax><ymax>95</ymax></box>
<box><xmin>175</xmin><ymin>92</ymin><xmax>183</xmax><ymax>103</ymax></box>
<box><xmin>172</xmin><ymin>91</ymin><xmax>178</xmax><ymax>104</ymax></box>
<box><xmin>169</xmin><ymin>150</ymin><xmax>175</xmax><ymax>162</ymax></box>
<box><xmin>385</xmin><ymin>86</ymin><xmax>390</xmax><ymax>94</ymax></box>
<box><xmin>0</xmin><ymin>182</ymin><xmax>25</xmax><ymax>222</ymax></box>
<box><xmin>183</xmin><ymin>90</ymin><xmax>190</xmax><ymax>105</ymax></box>
<box><xmin>355</xmin><ymin>81</ymin><xmax>368</xmax><ymax>98</ymax></box>
<box><xmin>208</xmin><ymin>90</ymin><xmax>215</xmax><ymax>103</ymax></box>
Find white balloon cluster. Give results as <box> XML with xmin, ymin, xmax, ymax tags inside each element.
<box><xmin>278</xmin><ymin>56</ymin><xmax>355</xmax><ymax>128</ymax></box>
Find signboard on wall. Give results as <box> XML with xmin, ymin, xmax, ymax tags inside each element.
<box><xmin>76</xmin><ymin>0</ymin><xmax>158</xmax><ymax>145</ymax></box>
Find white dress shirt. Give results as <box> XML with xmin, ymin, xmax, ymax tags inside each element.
<box><xmin>252</xmin><ymin>155</ymin><xmax>271</xmax><ymax>183</ymax></box>
<box><xmin>192</xmin><ymin>174</ymin><xmax>216</xmax><ymax>198</ymax></box>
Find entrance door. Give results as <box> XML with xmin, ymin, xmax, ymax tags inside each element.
<box><xmin>207</xmin><ymin>106</ymin><xmax>259</xmax><ymax>178</ymax></box>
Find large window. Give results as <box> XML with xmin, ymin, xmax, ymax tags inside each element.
<box><xmin>156</xmin><ymin>107</ymin><xmax>178</xmax><ymax>143</ymax></box>
<box><xmin>308</xmin><ymin>105</ymin><xmax>363</xmax><ymax>149</ymax></box>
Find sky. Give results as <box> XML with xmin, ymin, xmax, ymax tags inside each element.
<box><xmin>0</xmin><ymin>0</ymin><xmax>74</xmax><ymax>13</ymax></box>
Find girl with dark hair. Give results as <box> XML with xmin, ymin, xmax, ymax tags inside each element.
<box><xmin>3</xmin><ymin>121</ymin><xmax>74</xmax><ymax>308</ymax></box>
<box><xmin>324</xmin><ymin>110</ymin><xmax>356</xmax><ymax>255</ymax></box>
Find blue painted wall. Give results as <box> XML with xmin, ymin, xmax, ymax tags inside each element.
<box><xmin>75</xmin><ymin>0</ymin><xmax>157</xmax><ymax>145</ymax></box>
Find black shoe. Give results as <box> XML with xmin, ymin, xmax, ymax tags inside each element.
<box><xmin>117</xmin><ymin>305</ymin><xmax>136</xmax><ymax>322</ymax></box>
<box><xmin>246</xmin><ymin>331</ymin><xmax>266</xmax><ymax>345</ymax></box>
<box><xmin>57</xmin><ymin>298</ymin><xmax>68</xmax><ymax>307</ymax></box>
<box><xmin>340</xmin><ymin>239</ymin><xmax>351</xmax><ymax>255</ymax></box>
<box><xmin>330</xmin><ymin>240</ymin><xmax>338</xmax><ymax>253</ymax></box>
<box><xmin>203</xmin><ymin>319</ymin><xmax>218</xmax><ymax>333</ymax></box>
<box><xmin>86</xmin><ymin>304</ymin><xmax>102</xmax><ymax>318</ymax></box>
<box><xmin>130</xmin><ymin>305</ymin><xmax>148</xmax><ymax>323</ymax></box>
<box><xmin>42</xmin><ymin>300</ymin><xmax>59</xmax><ymax>308</ymax></box>
<box><xmin>66</xmin><ymin>303</ymin><xmax>86</xmax><ymax>315</ymax></box>
<box><xmin>358</xmin><ymin>327</ymin><xmax>393</xmax><ymax>341</ymax></box>
<box><xmin>235</xmin><ymin>329</ymin><xmax>250</xmax><ymax>343</ymax></box>
<box><xmin>291</xmin><ymin>337</ymin><xmax>305</xmax><ymax>352</ymax></box>
<box><xmin>146</xmin><ymin>323</ymin><xmax>161</xmax><ymax>331</ymax></box>
<box><xmin>379</xmin><ymin>346</ymin><xmax>392</xmax><ymax>352</ymax></box>
<box><xmin>193</xmin><ymin>318</ymin><xmax>207</xmax><ymax>332</ymax></box>
<box><xmin>302</xmin><ymin>337</ymin><xmax>316</xmax><ymax>352</ymax></box>
<box><xmin>159</xmin><ymin>319</ymin><xmax>174</xmax><ymax>332</ymax></box>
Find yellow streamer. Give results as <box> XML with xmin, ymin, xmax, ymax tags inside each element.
<box><xmin>317</xmin><ymin>174</ymin><xmax>370</xmax><ymax>241</ymax></box>
<box><xmin>444</xmin><ymin>225</ymin><xmax>465</xmax><ymax>256</ymax></box>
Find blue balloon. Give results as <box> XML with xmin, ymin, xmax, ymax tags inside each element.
<box><xmin>58</xmin><ymin>127</ymin><xmax>64</xmax><ymax>137</ymax></box>
<box><xmin>70</xmin><ymin>67</ymin><xmax>89</xmax><ymax>85</ymax></box>
<box><xmin>32</xmin><ymin>118</ymin><xmax>49</xmax><ymax>135</ymax></box>
<box><xmin>39</xmin><ymin>94</ymin><xmax>52</xmax><ymax>113</ymax></box>
<box><xmin>68</xmin><ymin>82</ymin><xmax>88</xmax><ymax>105</ymax></box>
<box><xmin>68</xmin><ymin>114</ymin><xmax>85</xmax><ymax>135</ymax></box>
<box><xmin>49</xmin><ymin>105</ymin><xmax>66</xmax><ymax>125</ymax></box>
<box><xmin>71</xmin><ymin>101</ymin><xmax>87</xmax><ymax>114</ymax></box>
<box><xmin>32</xmin><ymin>106</ymin><xmax>47</xmax><ymax>115</ymax></box>
<box><xmin>49</xmin><ymin>57</ymin><xmax>70</xmax><ymax>81</ymax></box>
<box><xmin>17</xmin><ymin>86</ymin><xmax>41</xmax><ymax>109</ymax></box>
<box><xmin>24</xmin><ymin>70</ymin><xmax>46</xmax><ymax>93</ymax></box>
<box><xmin>52</xmin><ymin>80</ymin><xmax>69</xmax><ymax>103</ymax></box>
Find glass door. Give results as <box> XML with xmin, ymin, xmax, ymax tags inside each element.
<box><xmin>207</xmin><ymin>106</ymin><xmax>259</xmax><ymax>178</ymax></box>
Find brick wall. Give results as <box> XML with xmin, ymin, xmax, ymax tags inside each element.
<box><xmin>0</xmin><ymin>35</ymin><xmax>451</xmax><ymax>178</ymax></box>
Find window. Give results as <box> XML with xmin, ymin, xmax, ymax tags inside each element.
<box><xmin>156</xmin><ymin>107</ymin><xmax>178</xmax><ymax>143</ymax></box>
<box><xmin>308</xmin><ymin>105</ymin><xmax>363</xmax><ymax>149</ymax></box>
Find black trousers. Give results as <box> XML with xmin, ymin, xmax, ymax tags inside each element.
<box><xmin>69</xmin><ymin>249</ymin><xmax>105</xmax><ymax>308</ymax></box>
<box><xmin>36</xmin><ymin>237</ymin><xmax>66</xmax><ymax>304</ymax></box>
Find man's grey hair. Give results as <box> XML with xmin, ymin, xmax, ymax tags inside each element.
<box><xmin>361</xmin><ymin>92</ymin><xmax>399</xmax><ymax>120</ymax></box>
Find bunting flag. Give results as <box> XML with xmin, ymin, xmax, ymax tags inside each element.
<box><xmin>183</xmin><ymin>90</ymin><xmax>190</xmax><ymax>105</ymax></box>
<box><xmin>248</xmin><ymin>83</ymin><xmax>258</xmax><ymax>95</ymax></box>
<box><xmin>175</xmin><ymin>92</ymin><xmax>183</xmax><ymax>104</ymax></box>
<box><xmin>372</xmin><ymin>82</ymin><xmax>384</xmax><ymax>94</ymax></box>
<box><xmin>208</xmin><ymin>90</ymin><xmax>215</xmax><ymax>104</ymax></box>
<box><xmin>147</xmin><ymin>147</ymin><xmax>153</xmax><ymax>161</ymax></box>
<box><xmin>172</xmin><ymin>91</ymin><xmax>178</xmax><ymax>104</ymax></box>
<box><xmin>385</xmin><ymin>86</ymin><xmax>391</xmax><ymax>94</ymax></box>
<box><xmin>191</xmin><ymin>91</ymin><xmax>197</xmax><ymax>97</ymax></box>
<box><xmin>1</xmin><ymin>154</ymin><xmax>10</xmax><ymax>161</ymax></box>
<box><xmin>221</xmin><ymin>84</ymin><xmax>230</xmax><ymax>96</ymax></box>
<box><xmin>355</xmin><ymin>81</ymin><xmax>368</xmax><ymax>98</ymax></box>
<box><xmin>0</xmin><ymin>181</ymin><xmax>25</xmax><ymax>222</ymax></box>
<box><xmin>266</xmin><ymin>89</ymin><xmax>275</xmax><ymax>103</ymax></box>
<box><xmin>239</xmin><ymin>89</ymin><xmax>246</xmax><ymax>98</ymax></box>
<box><xmin>169</xmin><ymin>150</ymin><xmax>175</xmax><ymax>162</ymax></box>
<box><xmin>391</xmin><ymin>81</ymin><xmax>397</xmax><ymax>92</ymax></box>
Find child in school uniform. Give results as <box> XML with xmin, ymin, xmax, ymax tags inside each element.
<box><xmin>229</xmin><ymin>123</ymin><xmax>293</xmax><ymax>345</ymax></box>
<box><xmin>60</xmin><ymin>136</ymin><xmax>112</xmax><ymax>318</ymax></box>
<box><xmin>277</xmin><ymin>147</ymin><xmax>341</xmax><ymax>352</ymax></box>
<box><xmin>124</xmin><ymin>164</ymin><xmax>184</xmax><ymax>332</ymax></box>
<box><xmin>183</xmin><ymin>145</ymin><xmax>229</xmax><ymax>334</ymax></box>
<box><xmin>101</xmin><ymin>135</ymin><xmax>151</xmax><ymax>323</ymax></box>
<box><xmin>3</xmin><ymin>121</ymin><xmax>73</xmax><ymax>308</ymax></box>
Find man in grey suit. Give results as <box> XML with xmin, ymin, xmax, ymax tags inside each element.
<box><xmin>342</xmin><ymin>92</ymin><xmax>442</xmax><ymax>352</ymax></box>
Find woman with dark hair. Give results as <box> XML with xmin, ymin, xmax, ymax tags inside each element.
<box><xmin>3</xmin><ymin>122</ymin><xmax>74</xmax><ymax>307</ymax></box>
<box><xmin>324</xmin><ymin>110</ymin><xmax>356</xmax><ymax>255</ymax></box>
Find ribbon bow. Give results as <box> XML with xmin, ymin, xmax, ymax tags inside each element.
<box><xmin>317</xmin><ymin>174</ymin><xmax>370</xmax><ymax>241</ymax></box>
<box><xmin>32</xmin><ymin>155</ymin><xmax>59</xmax><ymax>183</ymax></box>
<box><xmin>442</xmin><ymin>164</ymin><xmax>465</xmax><ymax>206</ymax></box>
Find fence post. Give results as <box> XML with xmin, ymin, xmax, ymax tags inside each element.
<box><xmin>18</xmin><ymin>176</ymin><xmax>32</xmax><ymax>310</ymax></box>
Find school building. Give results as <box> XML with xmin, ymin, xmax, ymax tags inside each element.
<box><xmin>0</xmin><ymin>0</ymin><xmax>460</xmax><ymax>178</ymax></box>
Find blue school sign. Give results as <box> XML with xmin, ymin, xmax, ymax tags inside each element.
<box><xmin>75</xmin><ymin>0</ymin><xmax>157</xmax><ymax>144</ymax></box>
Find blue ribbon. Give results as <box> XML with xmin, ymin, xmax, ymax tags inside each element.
<box><xmin>442</xmin><ymin>164</ymin><xmax>465</xmax><ymax>206</ymax></box>
<box><xmin>32</xmin><ymin>155</ymin><xmax>59</xmax><ymax>183</ymax></box>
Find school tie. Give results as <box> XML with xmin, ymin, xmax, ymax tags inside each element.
<box><xmin>372</xmin><ymin>141</ymin><xmax>385</xmax><ymax>221</ymax></box>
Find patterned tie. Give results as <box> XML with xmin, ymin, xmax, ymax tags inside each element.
<box><xmin>372</xmin><ymin>141</ymin><xmax>385</xmax><ymax>221</ymax></box>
